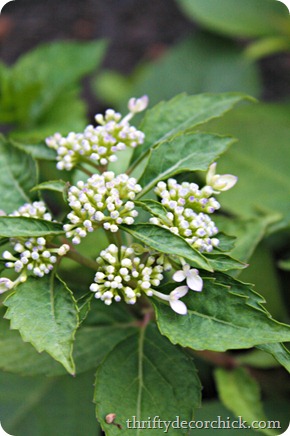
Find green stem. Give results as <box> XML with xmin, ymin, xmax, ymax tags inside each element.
<box><xmin>105</xmin><ymin>230</ymin><xmax>122</xmax><ymax>248</ymax></box>
<box><xmin>65</xmin><ymin>249</ymin><xmax>99</xmax><ymax>270</ymax></box>
<box><xmin>77</xmin><ymin>165</ymin><xmax>93</xmax><ymax>177</ymax></box>
<box><xmin>126</xmin><ymin>150</ymin><xmax>149</xmax><ymax>176</ymax></box>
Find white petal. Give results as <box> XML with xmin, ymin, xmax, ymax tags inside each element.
<box><xmin>206</xmin><ymin>162</ymin><xmax>217</xmax><ymax>185</ymax></box>
<box><xmin>128</xmin><ymin>95</ymin><xmax>149</xmax><ymax>113</ymax></box>
<box><xmin>172</xmin><ymin>270</ymin><xmax>185</xmax><ymax>282</ymax></box>
<box><xmin>170</xmin><ymin>299</ymin><xmax>188</xmax><ymax>315</ymax></box>
<box><xmin>186</xmin><ymin>270</ymin><xmax>203</xmax><ymax>292</ymax></box>
<box><xmin>170</xmin><ymin>286</ymin><xmax>188</xmax><ymax>299</ymax></box>
<box><xmin>215</xmin><ymin>174</ymin><xmax>238</xmax><ymax>191</ymax></box>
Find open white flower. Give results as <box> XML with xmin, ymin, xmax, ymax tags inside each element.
<box><xmin>128</xmin><ymin>95</ymin><xmax>149</xmax><ymax>114</ymax></box>
<box><xmin>206</xmin><ymin>162</ymin><xmax>237</xmax><ymax>192</ymax></box>
<box><xmin>168</xmin><ymin>286</ymin><xmax>189</xmax><ymax>315</ymax></box>
<box><xmin>152</xmin><ymin>286</ymin><xmax>189</xmax><ymax>315</ymax></box>
<box><xmin>173</xmin><ymin>264</ymin><xmax>203</xmax><ymax>292</ymax></box>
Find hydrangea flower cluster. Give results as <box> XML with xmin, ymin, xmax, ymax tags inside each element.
<box><xmin>150</xmin><ymin>166</ymin><xmax>237</xmax><ymax>253</ymax></box>
<box><xmin>0</xmin><ymin>201</ymin><xmax>70</xmax><ymax>294</ymax></box>
<box><xmin>3</xmin><ymin>237</ymin><xmax>70</xmax><ymax>279</ymax></box>
<box><xmin>89</xmin><ymin>244</ymin><xmax>164</xmax><ymax>305</ymax></box>
<box><xmin>150</xmin><ymin>178</ymin><xmax>220</xmax><ymax>252</ymax></box>
<box><xmin>45</xmin><ymin>96</ymin><xmax>148</xmax><ymax>171</ymax></box>
<box><xmin>9</xmin><ymin>201</ymin><xmax>53</xmax><ymax>221</ymax></box>
<box><xmin>64</xmin><ymin>172</ymin><xmax>141</xmax><ymax>244</ymax></box>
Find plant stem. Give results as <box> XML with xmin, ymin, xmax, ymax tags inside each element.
<box><xmin>77</xmin><ymin>165</ymin><xmax>93</xmax><ymax>176</ymax></box>
<box><xmin>191</xmin><ymin>350</ymin><xmax>237</xmax><ymax>369</ymax></box>
<box><xmin>65</xmin><ymin>249</ymin><xmax>99</xmax><ymax>270</ymax></box>
<box><xmin>105</xmin><ymin>230</ymin><xmax>122</xmax><ymax>248</ymax></box>
<box><xmin>126</xmin><ymin>151</ymin><xmax>148</xmax><ymax>175</ymax></box>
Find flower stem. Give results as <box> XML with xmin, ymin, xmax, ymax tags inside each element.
<box><xmin>105</xmin><ymin>230</ymin><xmax>122</xmax><ymax>248</ymax></box>
<box><xmin>65</xmin><ymin>249</ymin><xmax>99</xmax><ymax>270</ymax></box>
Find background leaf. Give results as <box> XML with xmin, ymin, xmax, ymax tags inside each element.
<box><xmin>0</xmin><ymin>137</ymin><xmax>37</xmax><ymax>214</ymax></box>
<box><xmin>94</xmin><ymin>324</ymin><xmax>201</xmax><ymax>435</ymax></box>
<box><xmin>1</xmin><ymin>40</ymin><xmax>107</xmax><ymax>140</ymax></box>
<box><xmin>0</xmin><ymin>370</ymin><xmax>102</xmax><ymax>436</ymax></box>
<box><xmin>257</xmin><ymin>343</ymin><xmax>290</xmax><ymax>374</ymax></box>
<box><xmin>4</xmin><ymin>276</ymin><xmax>79</xmax><ymax>374</ymax></box>
<box><xmin>206</xmin><ymin>103</ymin><xmax>290</xmax><ymax>230</ymax></box>
<box><xmin>176</xmin><ymin>0</ymin><xmax>289</xmax><ymax>38</ymax></box>
<box><xmin>189</xmin><ymin>400</ymin><xmax>289</xmax><ymax>435</ymax></box>
<box><xmin>94</xmin><ymin>33</ymin><xmax>261</xmax><ymax>109</ymax></box>
<box><xmin>214</xmin><ymin>367</ymin><xmax>277</xmax><ymax>436</ymax></box>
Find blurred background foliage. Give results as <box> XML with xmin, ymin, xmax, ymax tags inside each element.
<box><xmin>0</xmin><ymin>0</ymin><xmax>290</xmax><ymax>435</ymax></box>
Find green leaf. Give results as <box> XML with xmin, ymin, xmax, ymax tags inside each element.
<box><xmin>207</xmin><ymin>103</ymin><xmax>290</xmax><ymax>230</ymax></box>
<box><xmin>0</xmin><ymin>371</ymin><xmax>102</xmax><ymax>436</ymax></box>
<box><xmin>138</xmin><ymin>133</ymin><xmax>235</xmax><ymax>196</ymax></box>
<box><xmin>31</xmin><ymin>180</ymin><xmax>69</xmax><ymax>200</ymax></box>
<box><xmin>10</xmin><ymin>87</ymin><xmax>87</xmax><ymax>142</ymax></box>
<box><xmin>0</xmin><ymin>216</ymin><xmax>64</xmax><ymax>237</ymax></box>
<box><xmin>10</xmin><ymin>139</ymin><xmax>57</xmax><ymax>160</ymax></box>
<box><xmin>31</xmin><ymin>180</ymin><xmax>68</xmax><ymax>192</ymax></box>
<box><xmin>214</xmin><ymin>213</ymin><xmax>280</xmax><ymax>264</ymax></box>
<box><xmin>192</xmin><ymin>399</ymin><xmax>289</xmax><ymax>435</ymax></box>
<box><xmin>214</xmin><ymin>367</ymin><xmax>278</xmax><ymax>436</ymax></box>
<box><xmin>177</xmin><ymin>0</ymin><xmax>289</xmax><ymax>38</ymax></box>
<box><xmin>120</xmin><ymin>223</ymin><xmax>212</xmax><ymax>271</ymax></box>
<box><xmin>131</xmin><ymin>92</ymin><xmax>253</xmax><ymax>167</ymax></box>
<box><xmin>153</xmin><ymin>276</ymin><xmax>290</xmax><ymax>351</ymax></box>
<box><xmin>94</xmin><ymin>324</ymin><xmax>201</xmax><ymax>435</ymax></box>
<box><xmin>245</xmin><ymin>36</ymin><xmax>290</xmax><ymax>60</ymax></box>
<box><xmin>236</xmin><ymin>348</ymin><xmax>281</xmax><ymax>369</ymax></box>
<box><xmin>238</xmin><ymin>242</ymin><xmax>287</xmax><ymax>320</ymax></box>
<box><xmin>215</xmin><ymin>232</ymin><xmax>236</xmax><ymax>252</ymax></box>
<box><xmin>94</xmin><ymin>34</ymin><xmax>261</xmax><ymax>111</ymax></box>
<box><xmin>0</xmin><ymin>136</ymin><xmax>37</xmax><ymax>213</ymax></box>
<box><xmin>9</xmin><ymin>40</ymin><xmax>107</xmax><ymax>125</ymax></box>
<box><xmin>3</xmin><ymin>275</ymin><xmax>79</xmax><ymax>374</ymax></box>
<box><xmin>0</xmin><ymin>301</ymin><xmax>136</xmax><ymax>376</ymax></box>
<box><xmin>278</xmin><ymin>258</ymin><xmax>290</xmax><ymax>271</ymax></box>
<box><xmin>135</xmin><ymin>200</ymin><xmax>171</xmax><ymax>224</ymax></box>
<box><xmin>257</xmin><ymin>343</ymin><xmax>290</xmax><ymax>374</ymax></box>
<box><xmin>205</xmin><ymin>253</ymin><xmax>246</xmax><ymax>272</ymax></box>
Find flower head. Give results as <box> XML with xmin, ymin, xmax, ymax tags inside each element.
<box><xmin>151</xmin><ymin>178</ymin><xmax>220</xmax><ymax>252</ymax></box>
<box><xmin>64</xmin><ymin>172</ymin><xmax>141</xmax><ymax>244</ymax></box>
<box><xmin>1</xmin><ymin>201</ymin><xmax>70</xmax><ymax>290</ymax></box>
<box><xmin>2</xmin><ymin>239</ymin><xmax>70</xmax><ymax>281</ymax></box>
<box><xmin>89</xmin><ymin>244</ymin><xmax>164</xmax><ymax>305</ymax></box>
<box><xmin>46</xmin><ymin>97</ymin><xmax>147</xmax><ymax>171</ymax></box>
<box><xmin>206</xmin><ymin>162</ymin><xmax>238</xmax><ymax>193</ymax></box>
<box><xmin>10</xmin><ymin>201</ymin><xmax>52</xmax><ymax>221</ymax></box>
